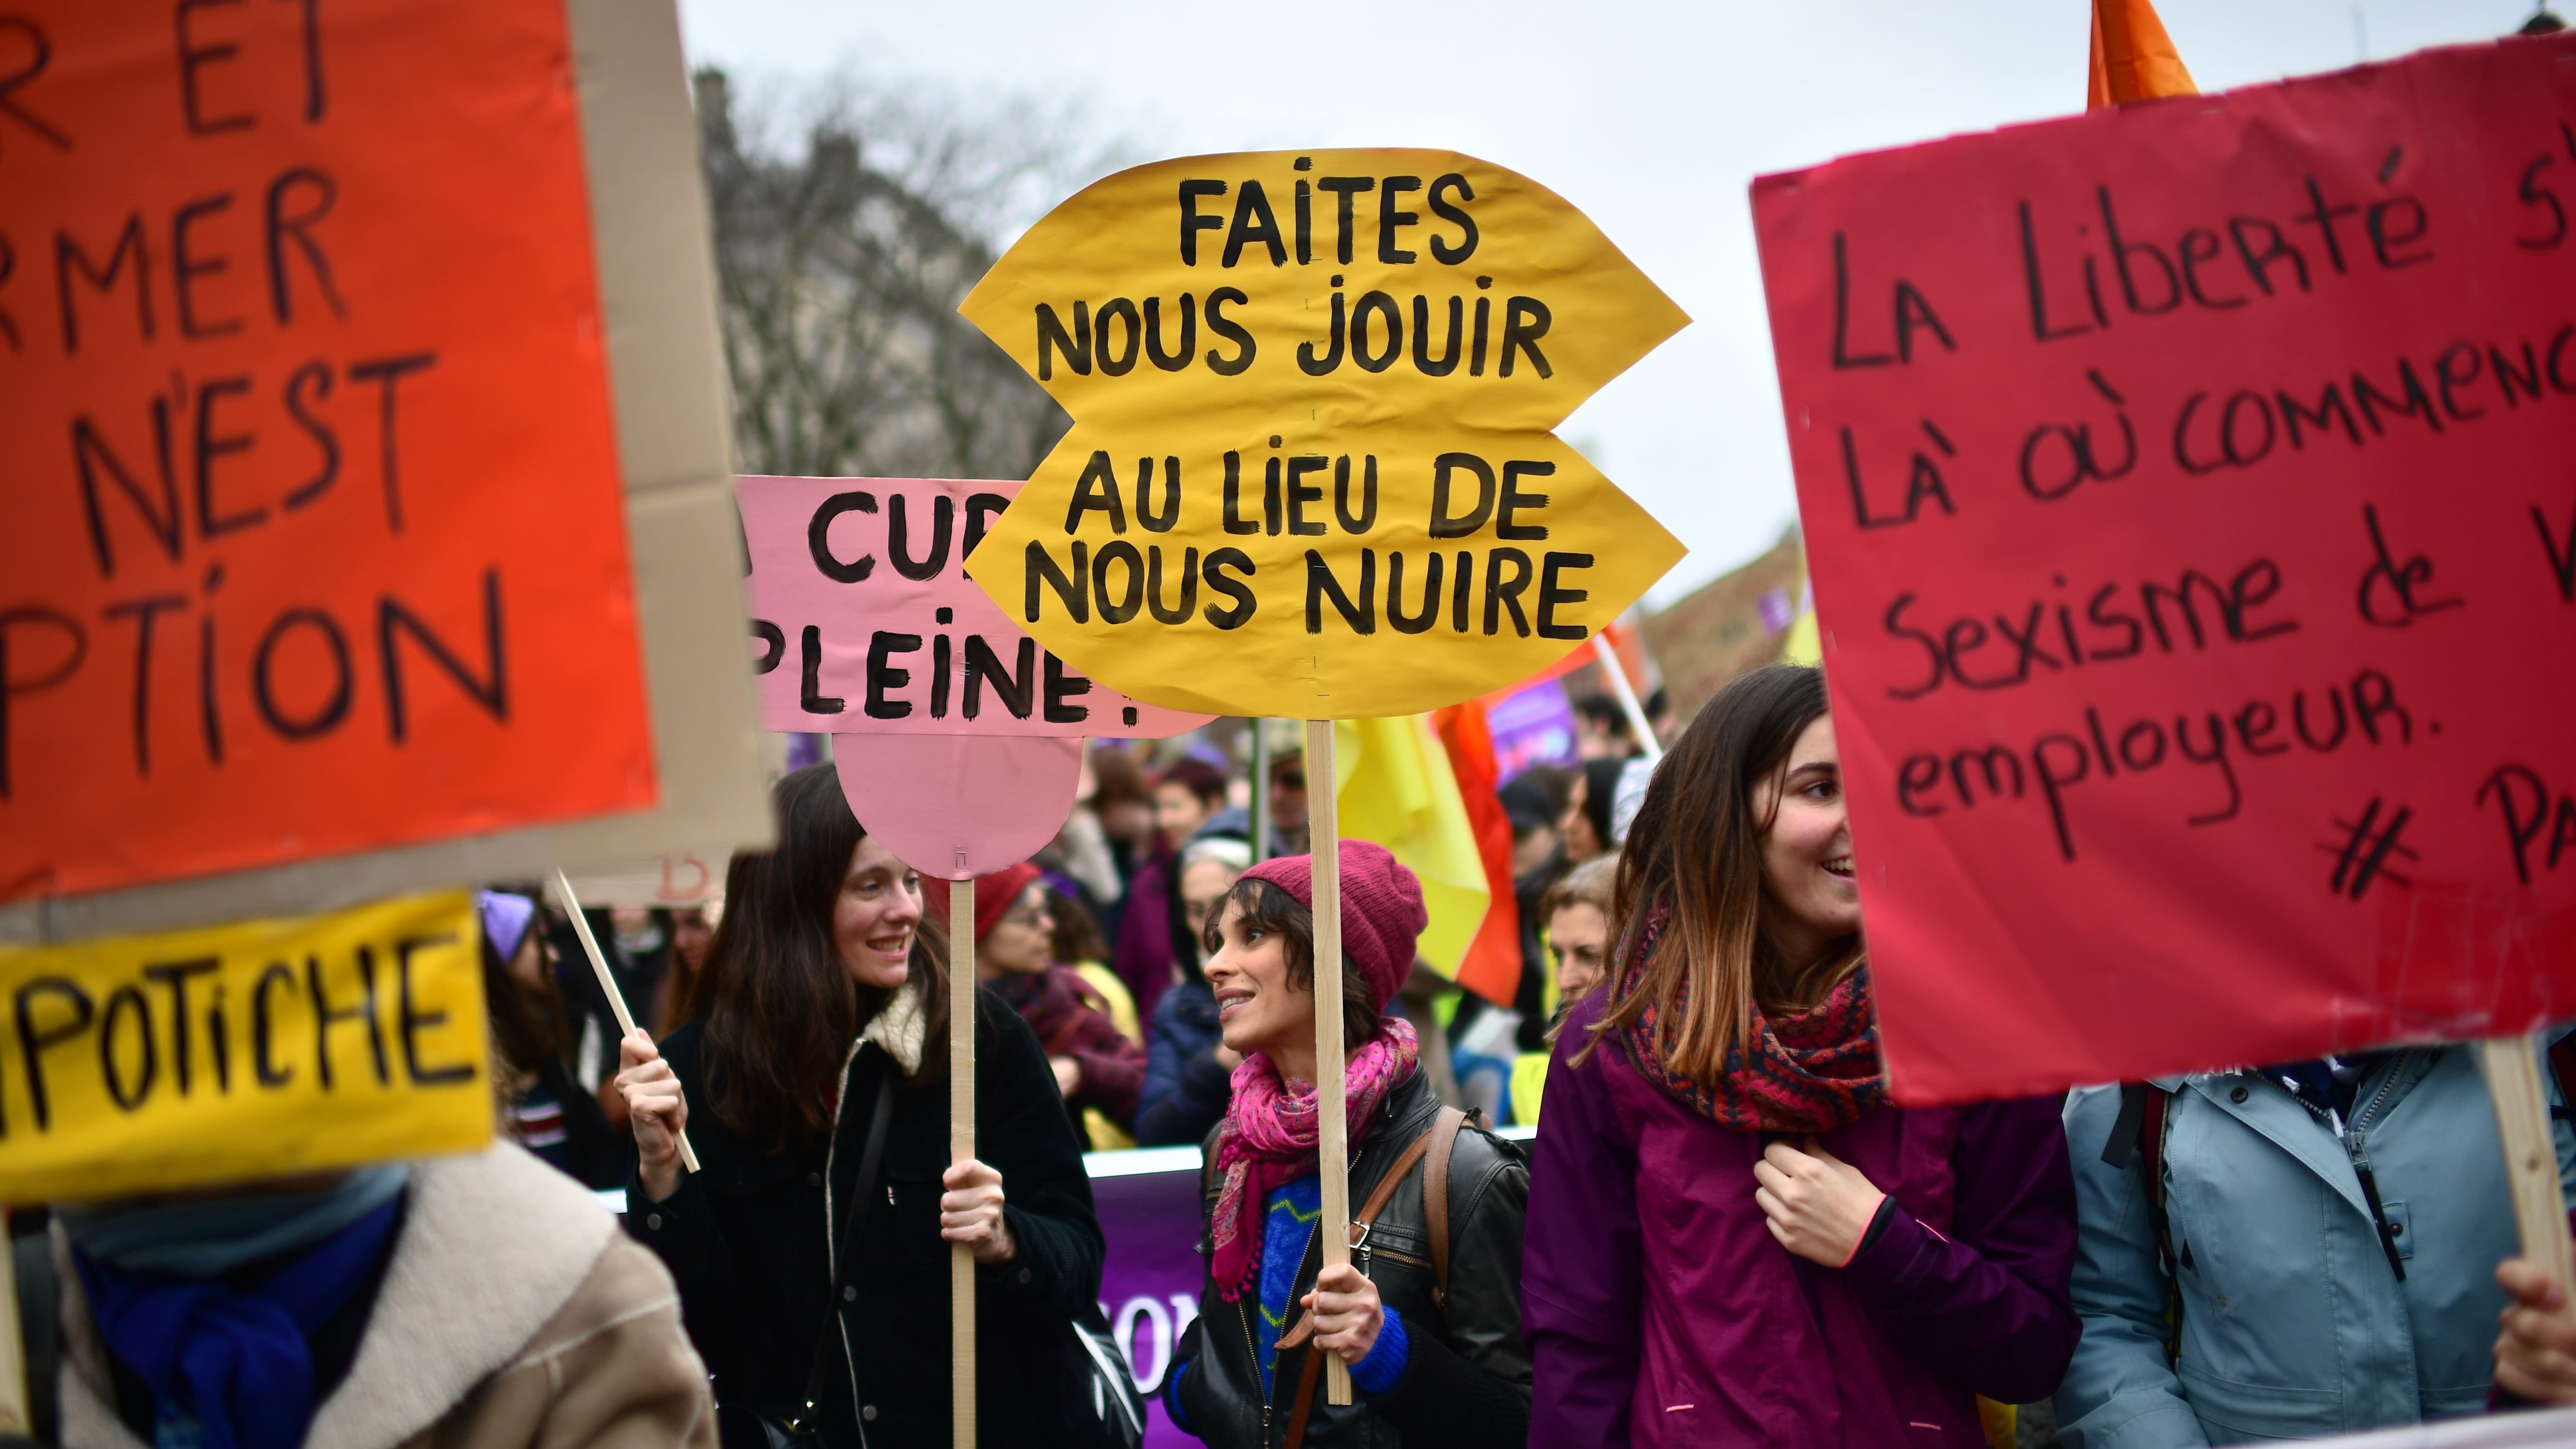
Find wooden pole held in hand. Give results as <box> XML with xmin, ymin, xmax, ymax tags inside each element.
<box><xmin>2481</xmin><ymin>1034</ymin><xmax>2574</xmax><ymax>1306</ymax></box>
<box><xmin>952</xmin><ymin>875</ymin><xmax>978</xmax><ymax>1449</ymax></box>
<box><xmin>554</xmin><ymin>871</ymin><xmax>700</xmax><ymax>1174</ymax></box>
<box><xmin>1305</xmin><ymin>719</ymin><xmax>1354</xmax><ymax>1406</ymax></box>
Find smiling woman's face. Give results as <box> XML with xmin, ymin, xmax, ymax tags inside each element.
<box><xmin>1202</xmin><ymin>897</ymin><xmax>1310</xmax><ymax>1070</ymax></box>
<box><xmin>1754</xmin><ymin>714</ymin><xmax>1859</xmax><ymax>964</ymax></box>
<box><xmin>834</xmin><ymin>836</ymin><xmax>923</xmax><ymax>990</ymax></box>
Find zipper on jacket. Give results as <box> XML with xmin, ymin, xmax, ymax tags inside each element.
<box><xmin>1231</xmin><ymin>1144</ymin><xmax>1368</xmax><ymax>1445</ymax></box>
<box><xmin>2344</xmin><ymin>1054</ymin><xmax>2411</xmax><ymax>1282</ymax></box>
<box><xmin>819</xmin><ymin>1041</ymin><xmax>873</xmax><ymax>1449</ymax></box>
<box><xmin>2273</xmin><ymin>1051</ymin><xmax>2412</xmax><ymax>1282</ymax></box>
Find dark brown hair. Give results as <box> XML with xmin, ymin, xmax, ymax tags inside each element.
<box><xmin>1046</xmin><ymin>886</ymin><xmax>1109</xmax><ymax>966</ymax></box>
<box><xmin>695</xmin><ymin>764</ymin><xmax>952</xmax><ymax>1153</ymax></box>
<box><xmin>1090</xmin><ymin>747</ymin><xmax>1154</xmax><ymax>815</ymax></box>
<box><xmin>1159</xmin><ymin>757</ymin><xmax>1231</xmax><ymax>809</ymax></box>
<box><xmin>1201</xmin><ymin>877</ymin><xmax>1379</xmax><ymax>1052</ymax></box>
<box><xmin>481</xmin><ymin>927</ymin><xmax>572</xmax><ymax>1086</ymax></box>
<box><xmin>1578</xmin><ymin>664</ymin><xmax>1861</xmax><ymax>1084</ymax></box>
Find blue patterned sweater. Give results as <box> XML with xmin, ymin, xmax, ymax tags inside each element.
<box><xmin>1166</xmin><ymin>1175</ymin><xmax>1411</xmax><ymax>1431</ymax></box>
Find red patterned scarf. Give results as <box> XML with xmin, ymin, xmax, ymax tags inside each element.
<box><xmin>1615</xmin><ymin>907</ymin><xmax>1885</xmax><ymax>1133</ymax></box>
<box><xmin>1207</xmin><ymin>1017</ymin><xmax>1419</xmax><ymax>1302</ymax></box>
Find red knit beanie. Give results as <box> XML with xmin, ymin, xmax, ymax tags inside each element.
<box><xmin>1239</xmin><ymin>841</ymin><xmax>1425</xmax><ymax>1011</ymax></box>
<box><xmin>924</xmin><ymin>861</ymin><xmax>1043</xmax><ymax>944</ymax></box>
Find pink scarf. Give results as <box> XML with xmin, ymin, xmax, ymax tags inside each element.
<box><xmin>1207</xmin><ymin>1018</ymin><xmax>1419</xmax><ymax>1301</ymax></box>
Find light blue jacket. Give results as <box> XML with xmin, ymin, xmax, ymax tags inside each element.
<box><xmin>2056</xmin><ymin>1044</ymin><xmax>2576</xmax><ymax>1447</ymax></box>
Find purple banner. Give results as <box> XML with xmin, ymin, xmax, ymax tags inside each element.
<box><xmin>1094</xmin><ymin>1155</ymin><xmax>1205</xmax><ymax>1448</ymax></box>
<box><xmin>1485</xmin><ymin>678</ymin><xmax>1581</xmax><ymax>781</ymax></box>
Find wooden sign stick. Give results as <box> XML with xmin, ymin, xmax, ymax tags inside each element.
<box><xmin>0</xmin><ymin>1219</ymin><xmax>27</xmax><ymax>1439</ymax></box>
<box><xmin>952</xmin><ymin>875</ymin><xmax>978</xmax><ymax>1449</ymax></box>
<box><xmin>552</xmin><ymin>871</ymin><xmax>700</xmax><ymax>1174</ymax></box>
<box><xmin>1305</xmin><ymin>718</ymin><xmax>1355</xmax><ymax>1406</ymax></box>
<box><xmin>2480</xmin><ymin>1034</ymin><xmax>2575</xmax><ymax>1307</ymax></box>
<box><xmin>1591</xmin><ymin>632</ymin><xmax>1663</xmax><ymax>764</ymax></box>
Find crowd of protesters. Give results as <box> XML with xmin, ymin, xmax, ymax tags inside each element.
<box><xmin>43</xmin><ymin>665</ymin><xmax>2576</xmax><ymax>1449</ymax></box>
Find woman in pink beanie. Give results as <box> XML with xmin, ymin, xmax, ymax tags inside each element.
<box><xmin>1161</xmin><ymin>840</ymin><xmax>1532</xmax><ymax>1448</ymax></box>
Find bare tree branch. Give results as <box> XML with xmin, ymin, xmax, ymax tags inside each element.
<box><xmin>694</xmin><ymin>68</ymin><xmax>1110</xmax><ymax>481</ymax></box>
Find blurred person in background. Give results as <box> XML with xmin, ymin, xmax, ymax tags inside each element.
<box><xmin>1505</xmin><ymin>857</ymin><xmax>1616</xmax><ymax>1131</ymax></box>
<box><xmin>548</xmin><ymin>903</ymin><xmax>669</xmax><ymax>1133</ymax></box>
<box><xmin>1267</xmin><ymin>749</ymin><xmax>1311</xmax><ymax>856</ymax></box>
<box><xmin>941</xmin><ymin>863</ymin><xmax>1149</xmax><ymax>1151</ymax></box>
<box><xmin>1113</xmin><ymin>759</ymin><xmax>1230</xmax><ymax>1026</ymax></box>
<box><xmin>1088</xmin><ymin>747</ymin><xmax>1161</xmax><ymax>889</ymax></box>
<box><xmin>1046</xmin><ymin>744</ymin><xmax>1130</xmax><ymax>943</ymax></box>
<box><xmin>1558</xmin><ymin>757</ymin><xmax>1626</xmax><ymax>867</ymax></box>
<box><xmin>1644</xmin><ymin>686</ymin><xmax>1677</xmax><ymax>750</ymax></box>
<box><xmin>654</xmin><ymin>900</ymin><xmax>718</xmax><ymax>1036</ymax></box>
<box><xmin>481</xmin><ymin>891</ymin><xmax>628</xmax><ymax>1189</ymax></box>
<box><xmin>1499</xmin><ymin>772</ymin><xmax>1561</xmax><ymax>880</ymax></box>
<box><xmin>610</xmin><ymin>906</ymin><xmax>676</xmax><ymax>1022</ymax></box>
<box><xmin>1573</xmin><ymin>694</ymin><xmax>1639</xmax><ymax>762</ymax></box>
<box><xmin>616</xmin><ymin>765</ymin><xmax>1103</xmax><ymax>1449</ymax></box>
<box><xmin>1046</xmin><ymin>882</ymin><xmax>1139</xmax><ymax>1044</ymax></box>
<box><xmin>1135</xmin><ymin>836</ymin><xmax>1251</xmax><ymax>1146</ymax></box>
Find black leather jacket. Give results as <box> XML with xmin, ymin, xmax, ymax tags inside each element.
<box><xmin>1175</xmin><ymin>1069</ymin><xmax>1531</xmax><ymax>1449</ymax></box>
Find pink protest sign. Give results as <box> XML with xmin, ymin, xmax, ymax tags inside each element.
<box><xmin>835</xmin><ymin>734</ymin><xmax>1084</xmax><ymax>881</ymax></box>
<box><xmin>740</xmin><ymin>477</ymin><xmax>1214</xmax><ymax>737</ymax></box>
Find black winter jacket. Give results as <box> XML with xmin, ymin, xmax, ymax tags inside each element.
<box><xmin>1176</xmin><ymin>1068</ymin><xmax>1532</xmax><ymax>1448</ymax></box>
<box><xmin>626</xmin><ymin>988</ymin><xmax>1103</xmax><ymax>1449</ymax></box>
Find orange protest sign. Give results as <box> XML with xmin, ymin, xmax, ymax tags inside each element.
<box><xmin>0</xmin><ymin>0</ymin><xmax>655</xmax><ymax>902</ymax></box>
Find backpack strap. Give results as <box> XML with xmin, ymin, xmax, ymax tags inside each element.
<box><xmin>1424</xmin><ymin>1106</ymin><xmax>1472</xmax><ymax>1310</ymax></box>
<box><xmin>2101</xmin><ymin>1082</ymin><xmax>2183</xmax><ymax>1360</ymax></box>
<box><xmin>1279</xmin><ymin>1125</ymin><xmax>1438</xmax><ymax>1350</ymax></box>
<box><xmin>1276</xmin><ymin>1120</ymin><xmax>1444</xmax><ymax>1448</ymax></box>
<box><xmin>2139</xmin><ymin>1088</ymin><xmax>2172</xmax><ymax>1268</ymax></box>
<box><xmin>1281</xmin><ymin>1343</ymin><xmax>1327</xmax><ymax>1449</ymax></box>
<box><xmin>2101</xmin><ymin>1084</ymin><xmax>2174</xmax><ymax>1271</ymax></box>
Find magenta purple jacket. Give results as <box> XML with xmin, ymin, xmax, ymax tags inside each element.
<box><xmin>1524</xmin><ymin>991</ymin><xmax>2080</xmax><ymax>1449</ymax></box>
<box><xmin>1110</xmin><ymin>848</ymin><xmax>1180</xmax><ymax>1026</ymax></box>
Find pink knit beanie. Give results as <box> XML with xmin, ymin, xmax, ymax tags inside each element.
<box><xmin>1239</xmin><ymin>840</ymin><xmax>1426</xmax><ymax>1011</ymax></box>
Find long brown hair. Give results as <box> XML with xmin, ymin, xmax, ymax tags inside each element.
<box><xmin>695</xmin><ymin>763</ymin><xmax>952</xmax><ymax>1153</ymax></box>
<box><xmin>1578</xmin><ymin>664</ymin><xmax>1859</xmax><ymax>1084</ymax></box>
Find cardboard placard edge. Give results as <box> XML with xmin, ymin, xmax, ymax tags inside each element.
<box><xmin>0</xmin><ymin>0</ymin><xmax>768</xmax><ymax>945</ymax></box>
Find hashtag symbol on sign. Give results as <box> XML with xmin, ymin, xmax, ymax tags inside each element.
<box><xmin>2319</xmin><ymin>797</ymin><xmax>2418</xmax><ymax>901</ymax></box>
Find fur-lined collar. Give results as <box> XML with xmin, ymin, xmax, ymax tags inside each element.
<box><xmin>58</xmin><ymin>1143</ymin><xmax>617</xmax><ymax>1449</ymax></box>
<box><xmin>862</xmin><ymin>978</ymin><xmax>930</xmax><ymax>1075</ymax></box>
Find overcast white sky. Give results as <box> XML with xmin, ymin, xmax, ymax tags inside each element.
<box><xmin>675</xmin><ymin>0</ymin><xmax>2545</xmax><ymax>604</ymax></box>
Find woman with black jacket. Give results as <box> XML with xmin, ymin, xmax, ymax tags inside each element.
<box><xmin>615</xmin><ymin>765</ymin><xmax>1104</xmax><ymax>1449</ymax></box>
<box><xmin>1165</xmin><ymin>841</ymin><xmax>1530</xmax><ymax>1449</ymax></box>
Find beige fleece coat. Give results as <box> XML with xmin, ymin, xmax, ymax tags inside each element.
<box><xmin>57</xmin><ymin>1143</ymin><xmax>715</xmax><ymax>1449</ymax></box>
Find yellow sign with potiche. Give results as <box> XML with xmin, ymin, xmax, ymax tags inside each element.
<box><xmin>0</xmin><ymin>892</ymin><xmax>490</xmax><ymax>1201</ymax></box>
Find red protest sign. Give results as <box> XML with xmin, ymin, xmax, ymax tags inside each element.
<box><xmin>1754</xmin><ymin>36</ymin><xmax>2576</xmax><ymax>1103</ymax></box>
<box><xmin>0</xmin><ymin>1</ymin><xmax>654</xmax><ymax>901</ymax></box>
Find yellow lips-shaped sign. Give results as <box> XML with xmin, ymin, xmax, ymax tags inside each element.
<box><xmin>960</xmin><ymin>149</ymin><xmax>1689</xmax><ymax>719</ymax></box>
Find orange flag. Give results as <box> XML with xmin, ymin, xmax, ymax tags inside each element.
<box><xmin>2088</xmin><ymin>0</ymin><xmax>2198</xmax><ymax>109</ymax></box>
<box><xmin>1433</xmin><ymin>701</ymin><xmax>1525</xmax><ymax>1007</ymax></box>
